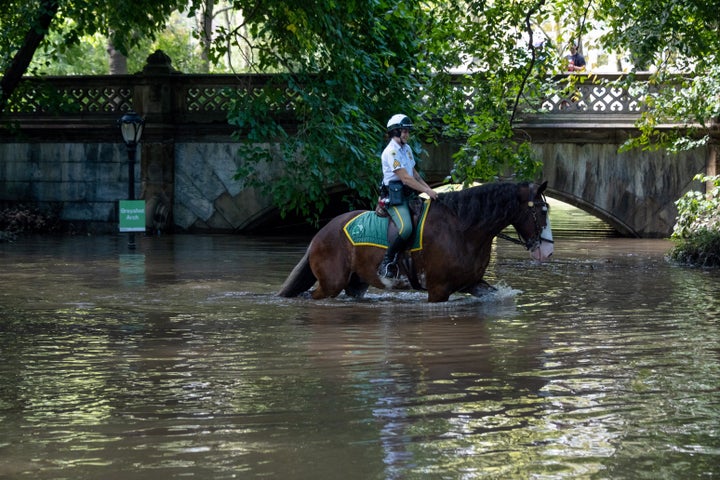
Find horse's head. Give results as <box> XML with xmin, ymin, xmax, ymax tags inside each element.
<box><xmin>512</xmin><ymin>181</ymin><xmax>554</xmax><ymax>261</ymax></box>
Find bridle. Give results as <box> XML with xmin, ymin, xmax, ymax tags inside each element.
<box><xmin>497</xmin><ymin>194</ymin><xmax>554</xmax><ymax>251</ymax></box>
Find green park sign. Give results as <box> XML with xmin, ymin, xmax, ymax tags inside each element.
<box><xmin>119</xmin><ymin>200</ymin><xmax>146</xmax><ymax>232</ymax></box>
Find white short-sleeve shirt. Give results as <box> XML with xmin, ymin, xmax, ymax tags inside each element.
<box><xmin>381</xmin><ymin>139</ymin><xmax>415</xmax><ymax>186</ymax></box>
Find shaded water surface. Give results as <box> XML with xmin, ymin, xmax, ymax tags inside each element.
<box><xmin>1</xmin><ymin>234</ymin><xmax>719</xmax><ymax>479</ymax></box>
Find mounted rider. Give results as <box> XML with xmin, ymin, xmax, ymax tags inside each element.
<box><xmin>377</xmin><ymin>114</ymin><xmax>438</xmax><ymax>279</ymax></box>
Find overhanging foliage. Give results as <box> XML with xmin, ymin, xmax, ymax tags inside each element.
<box><xmin>2</xmin><ymin>0</ymin><xmax>718</xmax><ymax>224</ymax></box>
<box><xmin>225</xmin><ymin>0</ymin><xmax>555</xmax><ymax>222</ymax></box>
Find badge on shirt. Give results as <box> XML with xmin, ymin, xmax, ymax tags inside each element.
<box><xmin>391</xmin><ymin>150</ymin><xmax>401</xmax><ymax>169</ymax></box>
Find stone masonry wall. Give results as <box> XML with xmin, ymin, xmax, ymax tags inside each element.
<box><xmin>0</xmin><ymin>142</ymin><xmax>131</xmax><ymax>233</ymax></box>
<box><xmin>174</xmin><ymin>143</ymin><xmax>272</xmax><ymax>232</ymax></box>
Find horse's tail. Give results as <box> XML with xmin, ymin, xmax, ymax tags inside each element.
<box><xmin>277</xmin><ymin>248</ymin><xmax>316</xmax><ymax>297</ymax></box>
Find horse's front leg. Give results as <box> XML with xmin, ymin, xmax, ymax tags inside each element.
<box><xmin>460</xmin><ymin>280</ymin><xmax>497</xmax><ymax>297</ymax></box>
<box><xmin>348</xmin><ymin>272</ymin><xmax>370</xmax><ymax>297</ymax></box>
<box><xmin>426</xmin><ymin>285</ymin><xmax>452</xmax><ymax>303</ymax></box>
<box><xmin>420</xmin><ymin>253</ymin><xmax>455</xmax><ymax>302</ymax></box>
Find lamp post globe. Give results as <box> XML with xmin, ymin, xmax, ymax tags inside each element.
<box><xmin>119</xmin><ymin>111</ymin><xmax>144</xmax><ymax>147</ymax></box>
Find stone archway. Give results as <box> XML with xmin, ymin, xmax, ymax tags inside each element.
<box><xmin>537</xmin><ymin>142</ymin><xmax>708</xmax><ymax>237</ymax></box>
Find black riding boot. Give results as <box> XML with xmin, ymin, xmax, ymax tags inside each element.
<box><xmin>378</xmin><ymin>236</ymin><xmax>406</xmax><ymax>278</ymax></box>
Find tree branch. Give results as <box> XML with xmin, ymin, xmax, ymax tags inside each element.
<box><xmin>0</xmin><ymin>0</ymin><xmax>59</xmax><ymax>113</ymax></box>
<box><xmin>511</xmin><ymin>0</ymin><xmax>546</xmax><ymax>124</ymax></box>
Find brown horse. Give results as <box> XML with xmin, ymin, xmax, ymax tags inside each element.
<box><xmin>278</xmin><ymin>181</ymin><xmax>553</xmax><ymax>302</ymax></box>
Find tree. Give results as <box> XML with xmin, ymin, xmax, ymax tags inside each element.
<box><xmin>0</xmin><ymin>0</ymin><xmax>193</xmax><ymax>110</ymax></box>
<box><xmin>593</xmin><ymin>0</ymin><xmax>720</xmax><ymax>264</ymax></box>
<box><xmin>0</xmin><ymin>0</ymin><xmax>59</xmax><ymax>111</ymax></box>
<box><xmin>5</xmin><ymin>0</ymin><xmax>716</xmax><ymax>226</ymax></box>
<box><xmin>0</xmin><ymin>0</ymin><xmax>621</xmax><ymax>223</ymax></box>
<box><xmin>28</xmin><ymin>13</ymin><xmax>212</xmax><ymax>76</ymax></box>
<box><xmin>226</xmin><ymin>0</ymin><xmax>432</xmax><ymax>223</ymax></box>
<box><xmin>194</xmin><ymin>0</ymin><xmax>239</xmax><ymax>73</ymax></box>
<box><xmin>420</xmin><ymin>0</ymin><xmax>551</xmax><ymax>184</ymax></box>
<box><xmin>226</xmin><ymin>0</ymin><xmax>559</xmax><ymax>223</ymax></box>
<box><xmin>595</xmin><ymin>0</ymin><xmax>720</xmax><ymax>151</ymax></box>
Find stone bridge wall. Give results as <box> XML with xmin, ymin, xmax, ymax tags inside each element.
<box><xmin>1</xmin><ymin>60</ymin><xmax>717</xmax><ymax>237</ymax></box>
<box><xmin>537</xmin><ymin>141</ymin><xmax>711</xmax><ymax>237</ymax></box>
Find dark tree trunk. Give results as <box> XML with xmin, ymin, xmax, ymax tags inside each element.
<box><xmin>107</xmin><ymin>39</ymin><xmax>129</xmax><ymax>75</ymax></box>
<box><xmin>200</xmin><ymin>0</ymin><xmax>215</xmax><ymax>73</ymax></box>
<box><xmin>0</xmin><ymin>0</ymin><xmax>60</xmax><ymax>112</ymax></box>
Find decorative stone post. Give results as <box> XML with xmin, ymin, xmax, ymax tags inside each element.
<box><xmin>133</xmin><ymin>50</ymin><xmax>179</xmax><ymax>233</ymax></box>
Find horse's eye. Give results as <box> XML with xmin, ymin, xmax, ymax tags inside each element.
<box><xmin>542</xmin><ymin>206</ymin><xmax>548</xmax><ymax>212</ymax></box>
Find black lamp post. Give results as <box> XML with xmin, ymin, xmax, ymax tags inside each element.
<box><xmin>118</xmin><ymin>111</ymin><xmax>145</xmax><ymax>249</ymax></box>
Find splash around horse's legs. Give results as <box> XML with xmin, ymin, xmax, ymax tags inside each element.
<box><xmin>345</xmin><ymin>273</ymin><xmax>369</xmax><ymax>298</ymax></box>
<box><xmin>378</xmin><ymin>270</ymin><xmax>397</xmax><ymax>289</ymax></box>
<box><xmin>427</xmin><ymin>285</ymin><xmax>453</xmax><ymax>303</ymax></box>
<box><xmin>460</xmin><ymin>280</ymin><xmax>497</xmax><ymax>297</ymax></box>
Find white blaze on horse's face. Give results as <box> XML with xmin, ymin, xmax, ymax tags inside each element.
<box><xmin>531</xmin><ymin>216</ymin><xmax>554</xmax><ymax>261</ymax></box>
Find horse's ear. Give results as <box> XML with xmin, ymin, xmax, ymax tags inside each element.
<box><xmin>537</xmin><ymin>181</ymin><xmax>548</xmax><ymax>195</ymax></box>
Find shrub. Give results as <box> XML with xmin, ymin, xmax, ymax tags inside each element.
<box><xmin>669</xmin><ymin>228</ymin><xmax>720</xmax><ymax>266</ymax></box>
<box><xmin>0</xmin><ymin>203</ymin><xmax>61</xmax><ymax>241</ymax></box>
<box><xmin>669</xmin><ymin>174</ymin><xmax>720</xmax><ymax>266</ymax></box>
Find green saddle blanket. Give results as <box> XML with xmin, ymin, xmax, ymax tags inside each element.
<box><xmin>342</xmin><ymin>201</ymin><xmax>430</xmax><ymax>251</ymax></box>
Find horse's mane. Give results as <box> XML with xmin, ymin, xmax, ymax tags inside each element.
<box><xmin>437</xmin><ymin>182</ymin><xmax>527</xmax><ymax>228</ymax></box>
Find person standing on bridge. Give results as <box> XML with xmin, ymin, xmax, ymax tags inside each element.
<box><xmin>377</xmin><ymin>114</ymin><xmax>438</xmax><ymax>279</ymax></box>
<box><xmin>566</xmin><ymin>43</ymin><xmax>586</xmax><ymax>72</ymax></box>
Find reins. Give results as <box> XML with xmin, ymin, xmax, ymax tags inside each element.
<box><xmin>497</xmin><ymin>232</ymin><xmax>527</xmax><ymax>246</ymax></box>
<box><xmin>497</xmin><ymin>231</ymin><xmax>555</xmax><ymax>246</ymax></box>
<box><xmin>497</xmin><ymin>192</ymin><xmax>555</xmax><ymax>249</ymax></box>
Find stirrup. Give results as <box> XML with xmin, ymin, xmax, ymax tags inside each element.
<box><xmin>378</xmin><ymin>259</ymin><xmax>398</xmax><ymax>278</ymax></box>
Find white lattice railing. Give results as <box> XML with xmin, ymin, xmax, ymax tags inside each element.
<box><xmin>5</xmin><ymin>76</ymin><xmax>136</xmax><ymax>115</ymax></box>
<box><xmin>534</xmin><ymin>79</ymin><xmax>644</xmax><ymax>114</ymax></box>
<box><xmin>514</xmin><ymin>74</ymin><xmax>654</xmax><ymax>126</ymax></box>
<box><xmin>4</xmin><ymin>73</ymin><xmax>649</xmax><ymax>122</ymax></box>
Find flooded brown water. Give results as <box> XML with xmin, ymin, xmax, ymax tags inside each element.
<box><xmin>1</xmin><ymin>233</ymin><xmax>719</xmax><ymax>479</ymax></box>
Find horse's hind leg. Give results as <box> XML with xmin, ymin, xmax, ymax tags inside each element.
<box><xmin>307</xmin><ymin>224</ymin><xmax>355</xmax><ymax>299</ymax></box>
<box><xmin>311</xmin><ymin>276</ymin><xmax>347</xmax><ymax>299</ymax></box>
<box><xmin>344</xmin><ymin>273</ymin><xmax>369</xmax><ymax>298</ymax></box>
<box><xmin>309</xmin><ymin>257</ymin><xmax>351</xmax><ymax>299</ymax></box>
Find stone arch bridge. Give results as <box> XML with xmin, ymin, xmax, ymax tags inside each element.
<box><xmin>422</xmin><ymin>124</ymin><xmax>715</xmax><ymax>238</ymax></box>
<box><xmin>1</xmin><ymin>65</ymin><xmax>717</xmax><ymax>237</ymax></box>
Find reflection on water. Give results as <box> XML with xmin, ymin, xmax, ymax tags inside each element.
<box><xmin>1</xmin><ymin>233</ymin><xmax>719</xmax><ymax>479</ymax></box>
